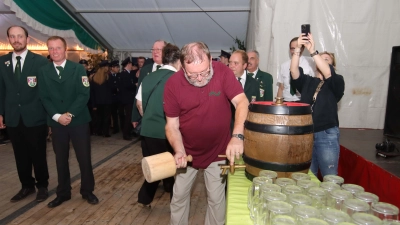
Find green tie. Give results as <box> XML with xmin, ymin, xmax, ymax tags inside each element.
<box><xmin>15</xmin><ymin>56</ymin><xmax>22</xmax><ymax>80</ymax></box>
<box><xmin>238</xmin><ymin>77</ymin><xmax>242</xmax><ymax>84</ymax></box>
<box><xmin>247</xmin><ymin>72</ymin><xmax>254</xmax><ymax>78</ymax></box>
<box><xmin>290</xmin><ymin>79</ymin><xmax>296</xmax><ymax>95</ymax></box>
<box><xmin>56</xmin><ymin>66</ymin><xmax>63</xmax><ymax>79</ymax></box>
<box><xmin>156</xmin><ymin>65</ymin><xmax>161</xmax><ymax>70</ymax></box>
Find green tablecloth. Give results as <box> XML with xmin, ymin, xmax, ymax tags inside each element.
<box><xmin>225</xmin><ymin>169</ymin><xmax>320</xmax><ymax>225</ymax></box>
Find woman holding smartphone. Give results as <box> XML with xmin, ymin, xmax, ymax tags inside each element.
<box><xmin>290</xmin><ymin>33</ymin><xmax>345</xmax><ymax>177</ymax></box>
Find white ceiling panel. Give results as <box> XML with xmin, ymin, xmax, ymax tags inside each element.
<box><xmin>66</xmin><ymin>0</ymin><xmax>250</xmax><ymax>53</ymax></box>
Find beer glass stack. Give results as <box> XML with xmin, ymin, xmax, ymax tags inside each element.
<box><xmin>247</xmin><ymin>171</ymin><xmax>399</xmax><ymax>225</ymax></box>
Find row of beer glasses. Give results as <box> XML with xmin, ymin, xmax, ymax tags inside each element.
<box><xmin>247</xmin><ymin>171</ymin><xmax>399</xmax><ymax>225</ymax></box>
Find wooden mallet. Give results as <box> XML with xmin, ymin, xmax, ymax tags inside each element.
<box><xmin>141</xmin><ymin>152</ymin><xmax>193</xmax><ymax>183</ymax></box>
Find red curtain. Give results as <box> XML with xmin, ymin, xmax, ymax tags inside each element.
<box><xmin>338</xmin><ymin>146</ymin><xmax>400</xmax><ymax>208</ymax></box>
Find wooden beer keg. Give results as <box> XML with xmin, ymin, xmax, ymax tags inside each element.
<box><xmin>243</xmin><ymin>101</ymin><xmax>313</xmax><ymax>180</ymax></box>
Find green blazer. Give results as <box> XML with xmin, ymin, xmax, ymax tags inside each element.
<box><xmin>244</xmin><ymin>75</ymin><xmax>262</xmax><ymax>102</ymax></box>
<box><xmin>38</xmin><ymin>60</ymin><xmax>91</xmax><ymax>127</ymax></box>
<box><xmin>0</xmin><ymin>51</ymin><xmax>48</xmax><ymax>127</ymax></box>
<box><xmin>132</xmin><ymin>63</ymin><xmax>153</xmax><ymax>122</ymax></box>
<box><xmin>249</xmin><ymin>69</ymin><xmax>274</xmax><ymax>101</ymax></box>
<box><xmin>141</xmin><ymin>69</ymin><xmax>175</xmax><ymax>139</ymax></box>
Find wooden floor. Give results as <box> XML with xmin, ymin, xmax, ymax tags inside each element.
<box><xmin>0</xmin><ymin>134</ymin><xmax>207</xmax><ymax>225</ymax></box>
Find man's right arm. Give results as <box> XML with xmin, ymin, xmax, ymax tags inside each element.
<box><xmin>165</xmin><ymin>116</ymin><xmax>187</xmax><ymax>168</ymax></box>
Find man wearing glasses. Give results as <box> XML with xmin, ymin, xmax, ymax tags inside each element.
<box><xmin>164</xmin><ymin>42</ymin><xmax>249</xmax><ymax>225</ymax></box>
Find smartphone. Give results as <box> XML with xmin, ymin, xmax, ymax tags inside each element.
<box><xmin>301</xmin><ymin>24</ymin><xmax>310</xmax><ymax>36</ymax></box>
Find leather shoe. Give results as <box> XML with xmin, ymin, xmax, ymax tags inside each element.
<box><xmin>82</xmin><ymin>193</ymin><xmax>99</xmax><ymax>205</ymax></box>
<box><xmin>36</xmin><ymin>187</ymin><xmax>48</xmax><ymax>202</ymax></box>
<box><xmin>123</xmin><ymin>136</ymin><xmax>132</xmax><ymax>141</ymax></box>
<box><xmin>10</xmin><ymin>188</ymin><xmax>35</xmax><ymax>202</ymax></box>
<box><xmin>47</xmin><ymin>196</ymin><xmax>71</xmax><ymax>208</ymax></box>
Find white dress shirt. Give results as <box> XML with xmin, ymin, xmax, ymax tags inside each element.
<box><xmin>12</xmin><ymin>48</ymin><xmax>28</xmax><ymax>72</ymax></box>
<box><xmin>237</xmin><ymin>71</ymin><xmax>247</xmax><ymax>89</ymax></box>
<box><xmin>277</xmin><ymin>56</ymin><xmax>316</xmax><ymax>101</ymax></box>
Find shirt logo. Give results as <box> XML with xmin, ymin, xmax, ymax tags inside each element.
<box><xmin>209</xmin><ymin>91</ymin><xmax>221</xmax><ymax>96</ymax></box>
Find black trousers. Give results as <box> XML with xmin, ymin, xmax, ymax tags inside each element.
<box><xmin>110</xmin><ymin>102</ymin><xmax>120</xmax><ymax>132</ymax></box>
<box><xmin>119</xmin><ymin>103</ymin><xmax>133</xmax><ymax>138</ymax></box>
<box><xmin>138</xmin><ymin>137</ymin><xmax>174</xmax><ymax>205</ymax></box>
<box><xmin>7</xmin><ymin>118</ymin><xmax>49</xmax><ymax>189</ymax></box>
<box><xmin>52</xmin><ymin>123</ymin><xmax>95</xmax><ymax>197</ymax></box>
<box><xmin>94</xmin><ymin>104</ymin><xmax>111</xmax><ymax>136</ymax></box>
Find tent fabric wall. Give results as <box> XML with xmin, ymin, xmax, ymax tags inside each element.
<box><xmin>2</xmin><ymin>0</ymin><xmax>101</xmax><ymax>52</ymax></box>
<box><xmin>247</xmin><ymin>0</ymin><xmax>400</xmax><ymax>129</ymax></box>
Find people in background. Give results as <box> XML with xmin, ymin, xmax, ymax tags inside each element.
<box><xmin>108</xmin><ymin>60</ymin><xmax>121</xmax><ymax>135</ymax></box>
<box><xmin>118</xmin><ymin>57</ymin><xmax>137</xmax><ymax>140</ymax></box>
<box><xmin>219</xmin><ymin>49</ymin><xmax>231</xmax><ymax>66</ymax></box>
<box><xmin>92</xmin><ymin>60</ymin><xmax>113</xmax><ymax>137</ymax></box>
<box><xmin>229</xmin><ymin>50</ymin><xmax>261</xmax><ymax>102</ymax></box>
<box><xmin>164</xmin><ymin>42</ymin><xmax>249</xmax><ymax>224</ymax></box>
<box><xmin>246</xmin><ymin>50</ymin><xmax>274</xmax><ymax>101</ymax></box>
<box><xmin>132</xmin><ymin>40</ymin><xmax>166</xmax><ymax>132</ymax></box>
<box><xmin>39</xmin><ymin>36</ymin><xmax>98</xmax><ymax>208</ymax></box>
<box><xmin>290</xmin><ymin>33</ymin><xmax>344</xmax><ymax>177</ymax></box>
<box><xmin>135</xmin><ymin>43</ymin><xmax>181</xmax><ymax>208</ymax></box>
<box><xmin>0</xmin><ymin>25</ymin><xmax>49</xmax><ymax>203</ymax></box>
<box><xmin>277</xmin><ymin>37</ymin><xmax>316</xmax><ymax>102</ymax></box>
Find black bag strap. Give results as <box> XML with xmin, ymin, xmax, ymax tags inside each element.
<box><xmin>142</xmin><ymin>70</ymin><xmax>171</xmax><ymax>113</ymax></box>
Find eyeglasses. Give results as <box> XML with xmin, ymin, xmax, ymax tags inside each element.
<box><xmin>183</xmin><ymin>62</ymin><xmax>213</xmax><ymax>80</ymax></box>
<box><xmin>151</xmin><ymin>48</ymin><xmax>162</xmax><ymax>52</ymax></box>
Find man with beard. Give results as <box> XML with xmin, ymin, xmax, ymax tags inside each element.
<box><xmin>246</xmin><ymin>50</ymin><xmax>274</xmax><ymax>101</ymax></box>
<box><xmin>164</xmin><ymin>42</ymin><xmax>249</xmax><ymax>225</ymax></box>
<box><xmin>0</xmin><ymin>26</ymin><xmax>49</xmax><ymax>202</ymax></box>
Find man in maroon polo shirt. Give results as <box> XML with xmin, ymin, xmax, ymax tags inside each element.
<box><xmin>164</xmin><ymin>42</ymin><xmax>249</xmax><ymax>225</ymax></box>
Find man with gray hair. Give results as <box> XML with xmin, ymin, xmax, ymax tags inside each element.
<box><xmin>246</xmin><ymin>50</ymin><xmax>274</xmax><ymax>101</ymax></box>
<box><xmin>164</xmin><ymin>42</ymin><xmax>249</xmax><ymax>224</ymax></box>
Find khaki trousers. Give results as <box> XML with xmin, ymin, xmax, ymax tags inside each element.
<box><xmin>170</xmin><ymin>160</ymin><xmax>226</xmax><ymax>225</ymax></box>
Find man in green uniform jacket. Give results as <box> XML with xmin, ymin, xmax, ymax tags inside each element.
<box><xmin>246</xmin><ymin>50</ymin><xmax>274</xmax><ymax>101</ymax></box>
<box><xmin>38</xmin><ymin>36</ymin><xmax>98</xmax><ymax>208</ymax></box>
<box><xmin>132</xmin><ymin>40</ymin><xmax>166</xmax><ymax>126</ymax></box>
<box><xmin>0</xmin><ymin>26</ymin><xmax>49</xmax><ymax>203</ymax></box>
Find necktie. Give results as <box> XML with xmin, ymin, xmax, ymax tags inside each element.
<box><xmin>56</xmin><ymin>66</ymin><xmax>63</xmax><ymax>79</ymax></box>
<box><xmin>156</xmin><ymin>65</ymin><xmax>161</xmax><ymax>70</ymax></box>
<box><xmin>238</xmin><ymin>77</ymin><xmax>242</xmax><ymax>83</ymax></box>
<box><xmin>15</xmin><ymin>56</ymin><xmax>22</xmax><ymax>80</ymax></box>
<box><xmin>247</xmin><ymin>72</ymin><xmax>254</xmax><ymax>78</ymax></box>
<box><xmin>290</xmin><ymin>79</ymin><xmax>296</xmax><ymax>95</ymax></box>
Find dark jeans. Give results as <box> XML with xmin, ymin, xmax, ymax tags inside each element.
<box><xmin>138</xmin><ymin>136</ymin><xmax>174</xmax><ymax>204</ymax></box>
<box><xmin>7</xmin><ymin>118</ymin><xmax>49</xmax><ymax>189</ymax></box>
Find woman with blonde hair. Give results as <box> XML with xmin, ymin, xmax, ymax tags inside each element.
<box><xmin>91</xmin><ymin>61</ymin><xmax>113</xmax><ymax>137</ymax></box>
<box><xmin>290</xmin><ymin>33</ymin><xmax>345</xmax><ymax>177</ymax></box>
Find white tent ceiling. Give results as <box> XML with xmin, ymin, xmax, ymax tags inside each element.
<box><xmin>63</xmin><ymin>0</ymin><xmax>250</xmax><ymax>56</ymax></box>
<box><xmin>0</xmin><ymin>1</ymin><xmax>93</xmax><ymax>52</ymax></box>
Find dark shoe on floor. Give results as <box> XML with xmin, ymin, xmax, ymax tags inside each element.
<box><xmin>112</xmin><ymin>130</ymin><xmax>119</xmax><ymax>134</ymax></box>
<box><xmin>36</xmin><ymin>187</ymin><xmax>48</xmax><ymax>202</ymax></box>
<box><xmin>47</xmin><ymin>196</ymin><xmax>71</xmax><ymax>208</ymax></box>
<box><xmin>10</xmin><ymin>188</ymin><xmax>36</xmax><ymax>202</ymax></box>
<box><xmin>123</xmin><ymin>135</ymin><xmax>132</xmax><ymax>141</ymax></box>
<box><xmin>82</xmin><ymin>193</ymin><xmax>99</xmax><ymax>205</ymax></box>
<box><xmin>138</xmin><ymin>202</ymin><xmax>151</xmax><ymax>209</ymax></box>
<box><xmin>0</xmin><ymin>140</ymin><xmax>6</xmax><ymax>146</ymax></box>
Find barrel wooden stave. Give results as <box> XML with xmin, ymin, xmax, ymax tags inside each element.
<box><xmin>244</xmin><ymin>108</ymin><xmax>313</xmax><ymax>178</ymax></box>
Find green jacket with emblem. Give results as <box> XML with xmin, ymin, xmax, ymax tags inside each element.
<box><xmin>140</xmin><ymin>68</ymin><xmax>174</xmax><ymax>139</ymax></box>
<box><xmin>0</xmin><ymin>50</ymin><xmax>49</xmax><ymax>127</ymax></box>
<box><xmin>38</xmin><ymin>60</ymin><xmax>91</xmax><ymax>127</ymax></box>
<box><xmin>250</xmin><ymin>69</ymin><xmax>273</xmax><ymax>101</ymax></box>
